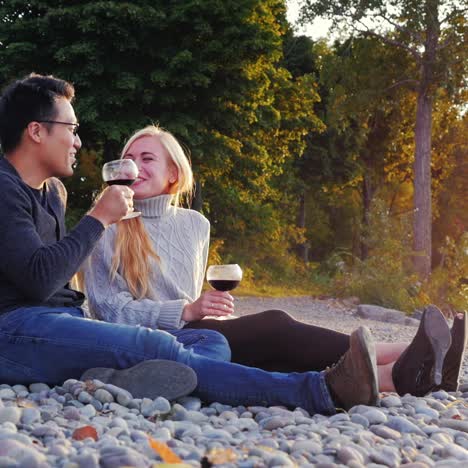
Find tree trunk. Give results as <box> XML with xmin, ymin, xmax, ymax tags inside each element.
<box><xmin>412</xmin><ymin>0</ymin><xmax>439</xmax><ymax>279</ymax></box>
<box><xmin>413</xmin><ymin>91</ymin><xmax>433</xmax><ymax>278</ymax></box>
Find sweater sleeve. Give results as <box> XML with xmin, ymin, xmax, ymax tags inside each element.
<box><xmin>0</xmin><ymin>176</ymin><xmax>104</xmax><ymax>302</ymax></box>
<box><xmin>83</xmin><ymin>230</ymin><xmax>188</xmax><ymax>330</ymax></box>
<box><xmin>198</xmin><ymin>218</ymin><xmax>211</xmax><ymax>297</ymax></box>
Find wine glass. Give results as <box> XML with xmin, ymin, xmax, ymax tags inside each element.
<box><xmin>206</xmin><ymin>264</ymin><xmax>243</xmax><ymax>291</ymax></box>
<box><xmin>102</xmin><ymin>159</ymin><xmax>141</xmax><ymax>219</ymax></box>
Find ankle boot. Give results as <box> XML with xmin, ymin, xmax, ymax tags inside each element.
<box><xmin>324</xmin><ymin>326</ymin><xmax>378</xmax><ymax>410</ymax></box>
<box><xmin>392</xmin><ymin>305</ymin><xmax>451</xmax><ymax>396</ymax></box>
<box><xmin>437</xmin><ymin>312</ymin><xmax>468</xmax><ymax>392</ymax></box>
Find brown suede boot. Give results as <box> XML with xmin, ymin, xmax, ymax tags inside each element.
<box><xmin>437</xmin><ymin>312</ymin><xmax>468</xmax><ymax>392</ymax></box>
<box><xmin>392</xmin><ymin>305</ymin><xmax>451</xmax><ymax>396</ymax></box>
<box><xmin>324</xmin><ymin>326</ymin><xmax>378</xmax><ymax>411</ymax></box>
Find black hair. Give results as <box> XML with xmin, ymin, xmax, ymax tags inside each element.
<box><xmin>0</xmin><ymin>73</ymin><xmax>75</xmax><ymax>154</ymax></box>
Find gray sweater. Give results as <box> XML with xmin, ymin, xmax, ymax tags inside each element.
<box><xmin>83</xmin><ymin>194</ymin><xmax>210</xmax><ymax>330</ymax></box>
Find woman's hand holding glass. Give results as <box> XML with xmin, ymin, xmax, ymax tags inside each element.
<box><xmin>182</xmin><ymin>264</ymin><xmax>242</xmax><ymax>322</ymax></box>
<box><xmin>182</xmin><ymin>290</ymin><xmax>234</xmax><ymax>322</ymax></box>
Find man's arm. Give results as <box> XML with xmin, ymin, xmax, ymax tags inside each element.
<box><xmin>0</xmin><ymin>176</ymin><xmax>104</xmax><ymax>302</ymax></box>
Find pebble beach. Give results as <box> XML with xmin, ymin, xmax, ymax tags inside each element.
<box><xmin>0</xmin><ymin>296</ymin><xmax>467</xmax><ymax>467</ymax></box>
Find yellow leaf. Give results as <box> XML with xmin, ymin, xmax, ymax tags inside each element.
<box><xmin>148</xmin><ymin>437</ymin><xmax>182</xmax><ymax>463</ymax></box>
<box><xmin>204</xmin><ymin>448</ymin><xmax>238</xmax><ymax>464</ymax></box>
<box><xmin>151</xmin><ymin>465</ymin><xmax>192</xmax><ymax>468</ymax></box>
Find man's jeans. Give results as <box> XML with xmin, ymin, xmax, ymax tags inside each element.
<box><xmin>0</xmin><ymin>306</ymin><xmax>336</xmax><ymax>415</ymax></box>
<box><xmin>169</xmin><ymin>328</ymin><xmax>231</xmax><ymax>362</ymax></box>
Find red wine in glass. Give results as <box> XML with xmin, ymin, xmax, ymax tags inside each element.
<box><xmin>106</xmin><ymin>179</ymin><xmax>135</xmax><ymax>187</ymax></box>
<box><xmin>207</xmin><ymin>264</ymin><xmax>243</xmax><ymax>291</ymax></box>
<box><xmin>102</xmin><ymin>159</ymin><xmax>141</xmax><ymax>219</ymax></box>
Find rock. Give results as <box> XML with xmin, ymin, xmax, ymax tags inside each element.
<box><xmin>28</xmin><ymin>383</ymin><xmax>50</xmax><ymax>393</ymax></box>
<box><xmin>20</xmin><ymin>408</ymin><xmax>40</xmax><ymax>425</ymax></box>
<box><xmin>94</xmin><ymin>389</ymin><xmax>114</xmax><ymax>404</ymax></box>
<box><xmin>439</xmin><ymin>418</ymin><xmax>468</xmax><ymax>433</ymax></box>
<box><xmin>0</xmin><ymin>408</ymin><xmax>21</xmax><ymax>425</ymax></box>
<box><xmin>357</xmin><ymin>305</ymin><xmax>418</xmax><ymax>326</ymax></box>
<box><xmin>337</xmin><ymin>446</ymin><xmax>365</xmax><ymax>465</ymax></box>
<box><xmin>350</xmin><ymin>414</ymin><xmax>370</xmax><ymax>428</ymax></box>
<box><xmin>177</xmin><ymin>396</ymin><xmax>202</xmax><ymax>411</ymax></box>
<box><xmin>99</xmin><ymin>445</ymin><xmax>147</xmax><ymax>468</ymax></box>
<box><xmin>386</xmin><ymin>416</ymin><xmax>426</xmax><ymax>436</ymax></box>
<box><xmin>380</xmin><ymin>395</ymin><xmax>402</xmax><ymax>408</ymax></box>
<box><xmin>362</xmin><ymin>409</ymin><xmax>387</xmax><ymax>425</ymax></box>
<box><xmin>260</xmin><ymin>416</ymin><xmax>295</xmax><ymax>430</ymax></box>
<box><xmin>370</xmin><ymin>425</ymin><xmax>402</xmax><ymax>440</ymax></box>
<box><xmin>0</xmin><ymin>389</ymin><xmax>16</xmax><ymax>400</ymax></box>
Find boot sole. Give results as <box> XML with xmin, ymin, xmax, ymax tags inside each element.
<box><xmin>353</xmin><ymin>326</ymin><xmax>379</xmax><ymax>406</ymax></box>
<box><xmin>424</xmin><ymin>305</ymin><xmax>452</xmax><ymax>386</ymax></box>
<box><xmin>81</xmin><ymin>359</ymin><xmax>197</xmax><ymax>400</ymax></box>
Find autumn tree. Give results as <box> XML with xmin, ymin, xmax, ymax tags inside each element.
<box><xmin>299</xmin><ymin>0</ymin><xmax>467</xmax><ymax>278</ymax></box>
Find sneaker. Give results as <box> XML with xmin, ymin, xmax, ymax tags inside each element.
<box><xmin>438</xmin><ymin>312</ymin><xmax>468</xmax><ymax>392</ymax></box>
<box><xmin>80</xmin><ymin>359</ymin><xmax>197</xmax><ymax>400</ymax></box>
<box><xmin>392</xmin><ymin>304</ymin><xmax>452</xmax><ymax>396</ymax></box>
<box><xmin>324</xmin><ymin>326</ymin><xmax>378</xmax><ymax>410</ymax></box>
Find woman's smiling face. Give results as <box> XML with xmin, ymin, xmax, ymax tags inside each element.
<box><xmin>123</xmin><ymin>135</ymin><xmax>178</xmax><ymax>200</ymax></box>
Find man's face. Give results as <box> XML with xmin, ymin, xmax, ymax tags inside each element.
<box><xmin>39</xmin><ymin>97</ymin><xmax>81</xmax><ymax>178</ymax></box>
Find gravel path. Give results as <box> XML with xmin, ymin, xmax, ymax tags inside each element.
<box><xmin>0</xmin><ymin>297</ymin><xmax>467</xmax><ymax>467</ymax></box>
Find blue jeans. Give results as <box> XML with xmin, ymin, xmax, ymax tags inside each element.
<box><xmin>0</xmin><ymin>307</ymin><xmax>336</xmax><ymax>415</ymax></box>
<box><xmin>169</xmin><ymin>328</ymin><xmax>231</xmax><ymax>362</ymax></box>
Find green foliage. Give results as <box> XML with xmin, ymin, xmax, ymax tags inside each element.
<box><xmin>331</xmin><ymin>198</ymin><xmax>421</xmax><ymax>312</ymax></box>
<box><xmin>63</xmin><ymin>149</ymin><xmax>104</xmax><ymax>229</ymax></box>
<box><xmin>0</xmin><ymin>0</ymin><xmax>323</xmax><ymax>278</ymax></box>
<box><xmin>424</xmin><ymin>234</ymin><xmax>468</xmax><ymax>313</ymax></box>
<box><xmin>1</xmin><ymin>1</ymin><xmax>464</xmax><ymax>295</ymax></box>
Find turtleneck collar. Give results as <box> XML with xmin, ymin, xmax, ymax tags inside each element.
<box><xmin>134</xmin><ymin>194</ymin><xmax>175</xmax><ymax>218</ymax></box>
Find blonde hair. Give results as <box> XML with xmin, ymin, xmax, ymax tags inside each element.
<box><xmin>111</xmin><ymin>125</ymin><xmax>194</xmax><ymax>299</ymax></box>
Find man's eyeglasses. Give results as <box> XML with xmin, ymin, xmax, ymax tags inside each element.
<box><xmin>37</xmin><ymin>120</ymin><xmax>80</xmax><ymax>136</ymax></box>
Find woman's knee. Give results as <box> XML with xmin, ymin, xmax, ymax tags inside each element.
<box><xmin>260</xmin><ymin>309</ymin><xmax>295</xmax><ymax>327</ymax></box>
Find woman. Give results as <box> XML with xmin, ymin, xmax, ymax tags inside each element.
<box><xmin>82</xmin><ymin>125</ymin><xmax>467</xmax><ymax>397</ymax></box>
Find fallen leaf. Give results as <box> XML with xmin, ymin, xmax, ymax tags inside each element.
<box><xmin>72</xmin><ymin>425</ymin><xmax>98</xmax><ymax>441</ymax></box>
<box><xmin>16</xmin><ymin>398</ymin><xmax>37</xmax><ymax>408</ymax></box>
<box><xmin>83</xmin><ymin>380</ymin><xmax>99</xmax><ymax>393</ymax></box>
<box><xmin>148</xmin><ymin>437</ymin><xmax>182</xmax><ymax>463</ymax></box>
<box><xmin>151</xmin><ymin>464</ymin><xmax>192</xmax><ymax>467</ymax></box>
<box><xmin>204</xmin><ymin>448</ymin><xmax>238</xmax><ymax>464</ymax></box>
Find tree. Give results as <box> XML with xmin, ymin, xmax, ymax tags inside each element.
<box><xmin>300</xmin><ymin>0</ymin><xmax>467</xmax><ymax>278</ymax></box>
<box><xmin>286</xmin><ymin>36</ymin><xmax>415</xmax><ymax>263</ymax></box>
<box><xmin>0</xmin><ymin>0</ymin><xmax>323</xmax><ymax>279</ymax></box>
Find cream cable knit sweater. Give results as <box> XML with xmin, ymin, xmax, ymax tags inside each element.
<box><xmin>82</xmin><ymin>194</ymin><xmax>210</xmax><ymax>330</ymax></box>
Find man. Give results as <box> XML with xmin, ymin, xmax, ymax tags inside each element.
<box><xmin>0</xmin><ymin>73</ymin><xmax>379</xmax><ymax>414</ymax></box>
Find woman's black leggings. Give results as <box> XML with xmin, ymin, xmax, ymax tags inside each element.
<box><xmin>185</xmin><ymin>309</ymin><xmax>350</xmax><ymax>372</ymax></box>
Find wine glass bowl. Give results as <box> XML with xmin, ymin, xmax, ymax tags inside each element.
<box><xmin>102</xmin><ymin>159</ymin><xmax>141</xmax><ymax>219</ymax></box>
<box><xmin>206</xmin><ymin>264</ymin><xmax>243</xmax><ymax>291</ymax></box>
<box><xmin>102</xmin><ymin>159</ymin><xmax>138</xmax><ymax>186</ymax></box>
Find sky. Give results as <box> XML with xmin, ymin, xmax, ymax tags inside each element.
<box><xmin>286</xmin><ymin>0</ymin><xmax>333</xmax><ymax>40</ymax></box>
